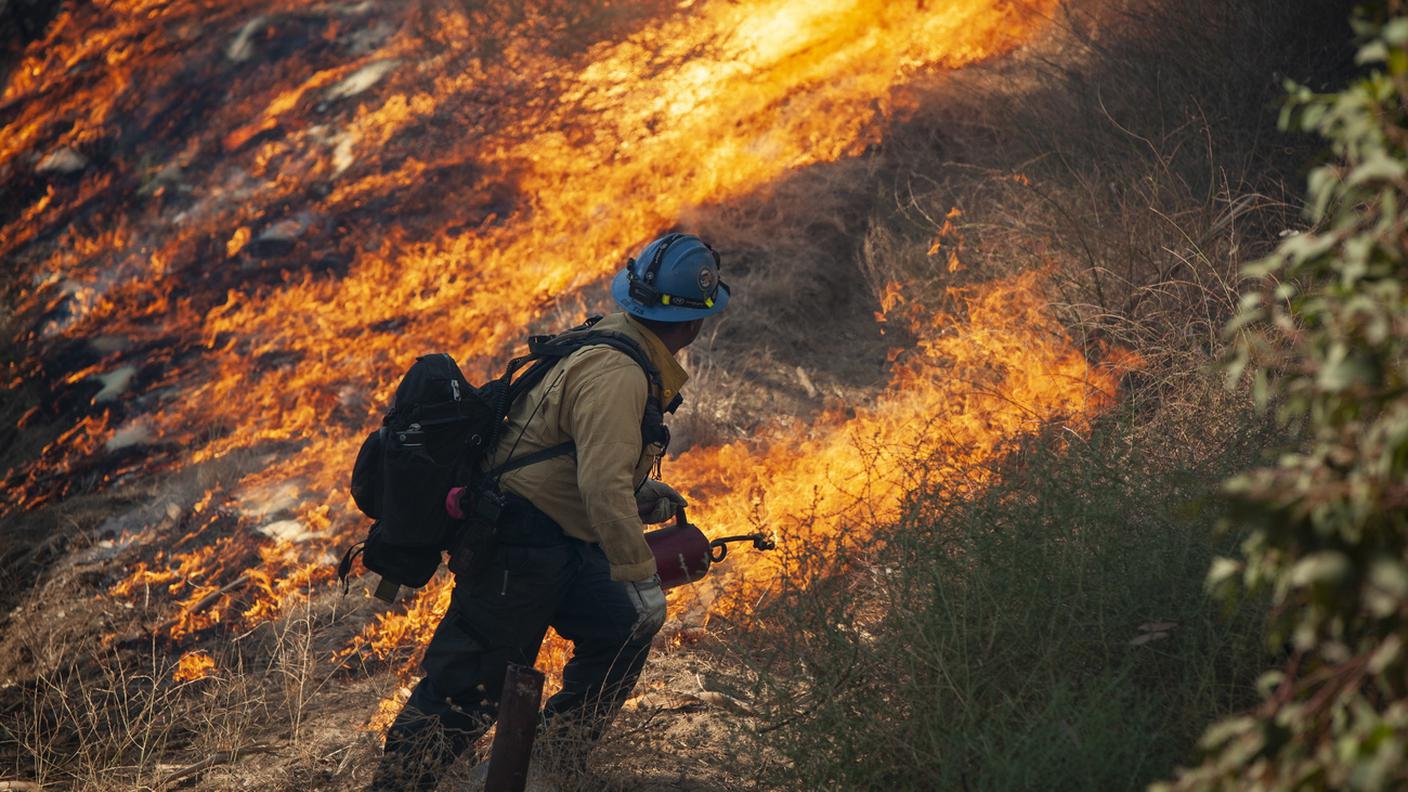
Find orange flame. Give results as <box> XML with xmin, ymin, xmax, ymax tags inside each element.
<box><xmin>173</xmin><ymin>650</ymin><xmax>217</xmax><ymax>682</ymax></box>
<box><xmin>675</xmin><ymin>270</ymin><xmax>1129</xmax><ymax>607</ymax></box>
<box><xmin>3</xmin><ymin>0</ymin><xmax>1078</xmax><ymax>705</ymax></box>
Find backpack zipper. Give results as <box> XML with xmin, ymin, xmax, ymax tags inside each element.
<box><xmin>450</xmin><ymin>379</ymin><xmax>461</xmax><ymax>401</ymax></box>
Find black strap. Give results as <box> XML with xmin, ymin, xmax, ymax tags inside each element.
<box><xmin>643</xmin><ymin>280</ymin><xmax>728</xmax><ymax>310</ymax></box>
<box><xmin>485</xmin><ymin>327</ymin><xmax>672</xmax><ymax>483</ymax></box>
<box><xmin>642</xmin><ymin>232</ymin><xmax>684</xmax><ymax>286</ymax></box>
<box><xmin>529</xmin><ymin>331</ymin><xmax>664</xmax><ymax>391</ymax></box>
<box><xmin>487</xmin><ymin>440</ymin><xmax>576</xmax><ymax>479</ymax></box>
<box><xmin>336</xmin><ymin>540</ymin><xmax>366</xmax><ymax>595</ymax></box>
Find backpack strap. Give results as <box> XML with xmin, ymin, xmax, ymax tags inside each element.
<box><xmin>486</xmin><ymin>440</ymin><xmax>576</xmax><ymax>479</ymax></box>
<box><xmin>489</xmin><ymin>326</ymin><xmax>676</xmax><ymax>480</ymax></box>
<box><xmin>528</xmin><ymin>330</ymin><xmax>669</xmax><ymax>403</ymax></box>
<box><xmin>336</xmin><ymin>540</ymin><xmax>366</xmax><ymax>595</ymax></box>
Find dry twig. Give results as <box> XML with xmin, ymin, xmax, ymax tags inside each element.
<box><xmin>158</xmin><ymin>741</ymin><xmax>277</xmax><ymax>787</ymax></box>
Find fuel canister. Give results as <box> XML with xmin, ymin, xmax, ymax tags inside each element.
<box><xmin>645</xmin><ymin>512</ymin><xmax>713</xmax><ymax>590</ymax></box>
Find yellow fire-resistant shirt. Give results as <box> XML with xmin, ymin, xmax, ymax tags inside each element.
<box><xmin>486</xmin><ymin>313</ymin><xmax>688</xmax><ymax>582</ymax></box>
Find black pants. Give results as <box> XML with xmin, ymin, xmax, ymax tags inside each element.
<box><xmin>372</xmin><ymin>501</ymin><xmax>658</xmax><ymax>790</ymax></box>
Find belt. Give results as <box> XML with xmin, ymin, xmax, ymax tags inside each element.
<box><xmin>495</xmin><ymin>493</ymin><xmax>570</xmax><ymax>547</ymax></box>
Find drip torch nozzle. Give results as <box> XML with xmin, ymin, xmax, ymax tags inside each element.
<box><xmin>707</xmin><ymin>532</ymin><xmax>776</xmax><ymax>563</ymax></box>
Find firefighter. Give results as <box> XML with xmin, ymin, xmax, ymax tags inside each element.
<box><xmin>370</xmin><ymin>233</ymin><xmax>730</xmax><ymax>790</ymax></box>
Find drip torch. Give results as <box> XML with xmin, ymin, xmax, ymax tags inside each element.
<box><xmin>645</xmin><ymin>507</ymin><xmax>775</xmax><ymax>589</ymax></box>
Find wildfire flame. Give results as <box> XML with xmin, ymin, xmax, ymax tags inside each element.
<box><xmin>173</xmin><ymin>649</ymin><xmax>217</xmax><ymax>682</ymax></box>
<box><xmin>1</xmin><ymin>0</ymin><xmax>1100</xmax><ymax>707</ymax></box>
<box><xmin>675</xmin><ymin>270</ymin><xmax>1129</xmax><ymax>606</ymax></box>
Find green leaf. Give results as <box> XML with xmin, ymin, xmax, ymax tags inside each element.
<box><xmin>1318</xmin><ymin>348</ymin><xmax>1374</xmax><ymax>392</ymax></box>
<box><xmin>1368</xmin><ymin>557</ymin><xmax>1408</xmax><ymax>603</ymax></box>
<box><xmin>1382</xmin><ymin>17</ymin><xmax>1408</xmax><ymax>45</ymax></box>
<box><xmin>1367</xmin><ymin>634</ymin><xmax>1402</xmax><ymax>674</ymax></box>
<box><xmin>1289</xmin><ymin>551</ymin><xmax>1351</xmax><ymax>587</ymax></box>
<box><xmin>1359</xmin><ymin>40</ymin><xmax>1390</xmax><ymax>64</ymax></box>
<box><xmin>1348</xmin><ymin>152</ymin><xmax>1408</xmax><ymax>186</ymax></box>
<box><xmin>1252</xmin><ymin>368</ymin><xmax>1270</xmax><ymax>407</ymax></box>
<box><xmin>1198</xmin><ymin>716</ymin><xmax>1258</xmax><ymax>751</ymax></box>
<box><xmin>1179</xmin><ymin>12</ymin><xmax>1408</xmax><ymax>789</ymax></box>
<box><xmin>1207</xmin><ymin>556</ymin><xmax>1245</xmax><ymax>597</ymax></box>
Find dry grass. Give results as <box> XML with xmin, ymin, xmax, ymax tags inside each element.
<box><xmin>0</xmin><ymin>508</ymin><xmax>767</xmax><ymax>790</ymax></box>
<box><xmin>0</xmin><ymin>574</ymin><xmax>413</xmax><ymax>789</ymax></box>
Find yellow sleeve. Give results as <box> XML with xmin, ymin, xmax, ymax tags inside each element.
<box><xmin>560</xmin><ymin>353</ymin><xmax>657</xmax><ymax>582</ymax></box>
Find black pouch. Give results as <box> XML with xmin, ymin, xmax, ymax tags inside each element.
<box><xmin>349</xmin><ymin>427</ymin><xmax>385</xmax><ymax>519</ymax></box>
<box><xmin>347</xmin><ymin>522</ymin><xmax>443</xmax><ymax>589</ymax></box>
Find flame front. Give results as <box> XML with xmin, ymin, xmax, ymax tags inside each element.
<box><xmin>2</xmin><ymin>0</ymin><xmax>1090</xmax><ymax>694</ymax></box>
<box><xmin>676</xmin><ymin>271</ymin><xmax>1127</xmax><ymax>604</ymax></box>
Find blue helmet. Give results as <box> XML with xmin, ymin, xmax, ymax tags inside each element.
<box><xmin>611</xmin><ymin>233</ymin><xmax>730</xmax><ymax>321</ymax></box>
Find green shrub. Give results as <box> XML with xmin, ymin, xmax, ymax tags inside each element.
<box><xmin>1159</xmin><ymin>8</ymin><xmax>1408</xmax><ymax>791</ymax></box>
<box><xmin>742</xmin><ymin>403</ymin><xmax>1270</xmax><ymax>791</ymax></box>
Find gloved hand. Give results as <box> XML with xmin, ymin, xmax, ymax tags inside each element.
<box><xmin>635</xmin><ymin>479</ymin><xmax>687</xmax><ymax>524</ymax></box>
<box><xmin>624</xmin><ymin>575</ymin><xmax>667</xmax><ymax>640</ymax></box>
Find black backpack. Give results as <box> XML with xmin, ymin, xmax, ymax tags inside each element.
<box><xmin>336</xmin><ymin>316</ymin><xmax>677</xmax><ymax>600</ymax></box>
